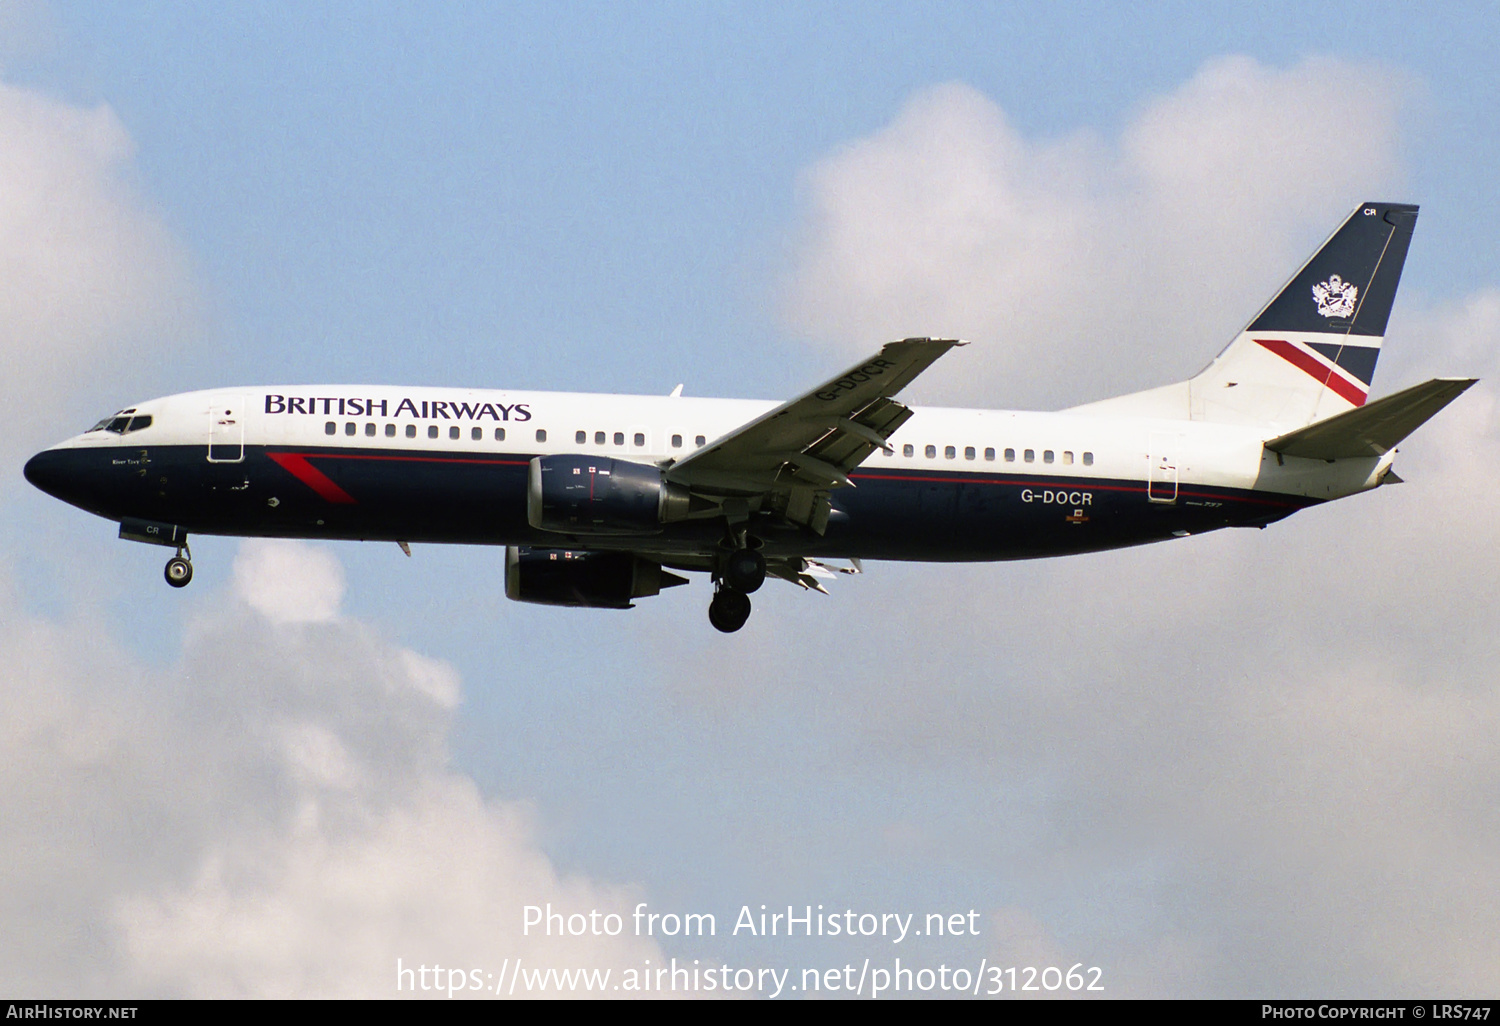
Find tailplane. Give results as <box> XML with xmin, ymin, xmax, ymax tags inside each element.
<box><xmin>1263</xmin><ymin>377</ymin><xmax>1475</xmax><ymax>460</ymax></box>
<box><xmin>1188</xmin><ymin>202</ymin><xmax>1419</xmax><ymax>429</ymax></box>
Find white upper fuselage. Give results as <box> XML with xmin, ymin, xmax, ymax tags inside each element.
<box><xmin>55</xmin><ymin>384</ymin><xmax>1387</xmax><ymax>503</ymax></box>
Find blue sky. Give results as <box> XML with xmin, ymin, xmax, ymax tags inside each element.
<box><xmin>4</xmin><ymin>0</ymin><xmax>1500</xmax><ymax>998</ymax></box>
<box><xmin>20</xmin><ymin>1</ymin><xmax>1500</xmax><ymax>394</ymax></box>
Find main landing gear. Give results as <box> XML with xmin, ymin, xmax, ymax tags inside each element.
<box><xmin>708</xmin><ymin>545</ymin><xmax>764</xmax><ymax>633</ymax></box>
<box><xmin>722</xmin><ymin>547</ymin><xmax>766</xmax><ymax>593</ymax></box>
<box><xmin>709</xmin><ymin>584</ymin><xmax>752</xmax><ymax>633</ymax></box>
<box><xmin>164</xmin><ymin>544</ymin><xmax>193</xmax><ymax>588</ymax></box>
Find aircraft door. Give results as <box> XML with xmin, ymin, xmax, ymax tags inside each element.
<box><xmin>207</xmin><ymin>396</ymin><xmax>246</xmax><ymax>463</ymax></box>
<box><xmin>1147</xmin><ymin>431</ymin><xmax>1179</xmax><ymax>503</ymax></box>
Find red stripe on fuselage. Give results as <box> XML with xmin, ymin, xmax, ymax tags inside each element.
<box><xmin>848</xmin><ymin>471</ymin><xmax>1307</xmax><ymax>509</ymax></box>
<box><xmin>266</xmin><ymin>450</ymin><xmax>531</xmax><ymax>504</ymax></box>
<box><xmin>1254</xmin><ymin>338</ymin><xmax>1368</xmax><ymax>406</ymax></box>
<box><xmin>266</xmin><ymin>452</ymin><xmax>358</xmax><ymax>504</ymax></box>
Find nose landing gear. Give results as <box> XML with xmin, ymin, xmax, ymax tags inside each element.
<box><xmin>118</xmin><ymin>519</ymin><xmax>194</xmax><ymax>589</ymax></box>
<box><xmin>164</xmin><ymin>544</ymin><xmax>193</xmax><ymax>588</ymax></box>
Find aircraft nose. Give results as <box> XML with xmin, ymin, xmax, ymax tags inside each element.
<box><xmin>24</xmin><ymin>448</ymin><xmax>73</xmax><ymax>501</ymax></box>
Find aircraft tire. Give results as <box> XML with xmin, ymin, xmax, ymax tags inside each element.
<box><xmin>708</xmin><ymin>587</ymin><xmax>751</xmax><ymax>633</ymax></box>
<box><xmin>164</xmin><ymin>557</ymin><xmax>193</xmax><ymax>588</ymax></box>
<box><xmin>722</xmin><ymin>549</ymin><xmax>766</xmax><ymax>593</ymax></box>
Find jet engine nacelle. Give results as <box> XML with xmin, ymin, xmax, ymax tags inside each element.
<box><xmin>527</xmin><ymin>454</ymin><xmax>690</xmax><ymax>535</ymax></box>
<box><xmin>504</xmin><ymin>546</ymin><xmax>687</xmax><ymax>608</ymax></box>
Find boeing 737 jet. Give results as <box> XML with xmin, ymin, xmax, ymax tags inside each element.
<box><xmin>25</xmin><ymin>202</ymin><xmax>1474</xmax><ymax>631</ymax></box>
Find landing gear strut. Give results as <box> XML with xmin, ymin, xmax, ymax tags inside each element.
<box><xmin>164</xmin><ymin>544</ymin><xmax>193</xmax><ymax>588</ymax></box>
<box><xmin>708</xmin><ymin>584</ymin><xmax>752</xmax><ymax>633</ymax></box>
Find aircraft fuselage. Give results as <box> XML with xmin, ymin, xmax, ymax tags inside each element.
<box><xmin>26</xmin><ymin>384</ymin><xmax>1371</xmax><ymax>565</ymax></box>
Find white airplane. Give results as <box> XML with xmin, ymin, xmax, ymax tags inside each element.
<box><xmin>25</xmin><ymin>202</ymin><xmax>1474</xmax><ymax>631</ymax></box>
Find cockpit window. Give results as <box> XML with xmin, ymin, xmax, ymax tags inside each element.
<box><xmin>88</xmin><ymin>413</ymin><xmax>152</xmax><ymax>434</ymax></box>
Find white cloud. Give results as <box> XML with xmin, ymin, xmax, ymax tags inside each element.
<box><xmin>0</xmin><ymin>71</ymin><xmax>669</xmax><ymax>998</ymax></box>
<box><xmin>115</xmin><ymin>778</ymin><xmax>663</xmax><ymax>999</ymax></box>
<box><xmin>0</xmin><ymin>78</ymin><xmax>195</xmax><ymax>467</ymax></box>
<box><xmin>234</xmin><ymin>539</ymin><xmax>347</xmax><ymax>625</ymax></box>
<box><xmin>783</xmin><ymin>56</ymin><xmax>1409</xmax><ymax>409</ymax></box>
<box><xmin>0</xmin><ymin>541</ymin><xmax>671</xmax><ymax>998</ymax></box>
<box><xmin>735</xmin><ymin>55</ymin><xmax>1500</xmax><ymax>996</ymax></box>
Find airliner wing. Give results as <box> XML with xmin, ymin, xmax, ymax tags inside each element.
<box><xmin>665</xmin><ymin>337</ymin><xmax>963</xmax><ymax>532</ymax></box>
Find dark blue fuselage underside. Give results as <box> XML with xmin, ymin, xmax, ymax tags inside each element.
<box><xmin>25</xmin><ymin>444</ymin><xmax>1313</xmax><ymax>562</ymax></box>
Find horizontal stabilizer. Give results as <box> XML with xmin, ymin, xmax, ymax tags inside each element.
<box><xmin>1265</xmin><ymin>377</ymin><xmax>1476</xmax><ymax>459</ymax></box>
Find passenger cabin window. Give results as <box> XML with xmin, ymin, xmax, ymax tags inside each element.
<box><xmin>1063</xmin><ymin>450</ymin><xmax>1073</xmax><ymax>465</ymax></box>
<box><xmin>903</xmin><ymin>443</ymin><xmax>914</xmax><ymax>457</ymax></box>
<box><xmin>428</xmin><ymin>425</ymin><xmax>439</xmax><ymax>439</ymax></box>
<box><xmin>576</xmin><ymin>430</ymin><xmax>587</xmax><ymax>444</ymax></box>
<box><xmin>925</xmin><ymin>444</ymin><xmax>937</xmax><ymax>458</ymax></box>
<box><xmin>634</xmin><ymin>432</ymin><xmax>645</xmax><ymax>447</ymax></box>
<box><xmin>964</xmin><ymin>446</ymin><xmax>976</xmax><ymax>460</ymax></box>
<box><xmin>449</xmin><ymin>426</ymin><xmax>460</xmax><ymax>440</ymax></box>
<box><xmin>1024</xmin><ymin>449</ymin><xmax>1035</xmax><ymax>463</ymax></box>
<box><xmin>325</xmin><ymin>421</ymin><xmax>337</xmax><ymax>435</ymax></box>
<box><xmin>345</xmin><ymin>422</ymin><xmax>356</xmax><ymax>436</ymax></box>
<box><xmin>365</xmin><ymin>423</ymin><xmax>376</xmax><ymax>437</ymax></box>
<box><xmin>984</xmin><ymin>447</ymin><xmax>995</xmax><ymax>461</ymax></box>
<box><xmin>536</xmin><ymin>429</ymin><xmax>547</xmax><ymax>443</ymax></box>
<box><xmin>1005</xmin><ymin>448</ymin><xmax>1015</xmax><ymax>462</ymax></box>
<box><xmin>944</xmin><ymin>445</ymin><xmax>956</xmax><ymax>459</ymax></box>
<box><xmin>613</xmin><ymin>431</ymin><xmax>625</xmax><ymax>446</ymax></box>
<box><xmin>671</xmin><ymin>434</ymin><xmax>683</xmax><ymax>448</ymax></box>
<box><xmin>1043</xmin><ymin>450</ymin><xmax>1054</xmax><ymax>464</ymax></box>
<box><xmin>1083</xmin><ymin>452</ymin><xmax>1094</xmax><ymax>466</ymax></box>
<box><xmin>595</xmin><ymin>431</ymin><xmax>606</xmax><ymax>445</ymax></box>
<box><xmin>472</xmin><ymin>427</ymin><xmax>482</xmax><ymax>441</ymax></box>
<box><xmin>406</xmin><ymin>425</ymin><xmax>417</xmax><ymax>438</ymax></box>
<box><xmin>495</xmin><ymin>427</ymin><xmax>506</xmax><ymax>441</ymax></box>
<box><xmin>386</xmin><ymin>424</ymin><xmax>396</xmax><ymax>437</ymax></box>
<box><xmin>695</xmin><ymin>435</ymin><xmax>706</xmax><ymax>447</ymax></box>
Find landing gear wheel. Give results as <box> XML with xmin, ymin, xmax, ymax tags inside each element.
<box><xmin>722</xmin><ymin>548</ymin><xmax>766</xmax><ymax>593</ymax></box>
<box><xmin>708</xmin><ymin>586</ymin><xmax>752</xmax><ymax>633</ymax></box>
<box><xmin>164</xmin><ymin>555</ymin><xmax>193</xmax><ymax>588</ymax></box>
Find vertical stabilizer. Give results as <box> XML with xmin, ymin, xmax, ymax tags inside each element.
<box><xmin>1189</xmin><ymin>202</ymin><xmax>1418</xmax><ymax>430</ymax></box>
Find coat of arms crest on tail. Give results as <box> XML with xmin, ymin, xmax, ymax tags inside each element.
<box><xmin>1312</xmin><ymin>275</ymin><xmax>1358</xmax><ymax>318</ymax></box>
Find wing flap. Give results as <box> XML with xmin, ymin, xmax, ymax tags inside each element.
<box><xmin>1265</xmin><ymin>377</ymin><xmax>1476</xmax><ymax>459</ymax></box>
<box><xmin>802</xmin><ymin>397</ymin><xmax>913</xmax><ymax>470</ymax></box>
<box><xmin>665</xmin><ymin>338</ymin><xmax>961</xmax><ymax>496</ymax></box>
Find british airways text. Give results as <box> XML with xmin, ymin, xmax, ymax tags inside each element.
<box><xmin>264</xmin><ymin>394</ymin><xmax>532</xmax><ymax>421</ymax></box>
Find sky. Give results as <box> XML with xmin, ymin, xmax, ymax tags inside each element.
<box><xmin>3</xmin><ymin>0</ymin><xmax>1499</xmax><ymax>999</ymax></box>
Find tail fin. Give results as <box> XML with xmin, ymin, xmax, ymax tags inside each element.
<box><xmin>1189</xmin><ymin>202</ymin><xmax>1418</xmax><ymax>429</ymax></box>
